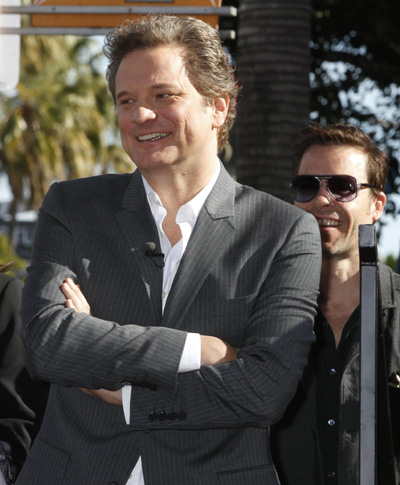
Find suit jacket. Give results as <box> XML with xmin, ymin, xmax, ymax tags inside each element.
<box><xmin>0</xmin><ymin>274</ymin><xmax>48</xmax><ymax>476</ymax></box>
<box><xmin>18</xmin><ymin>164</ymin><xmax>321</xmax><ymax>485</ymax></box>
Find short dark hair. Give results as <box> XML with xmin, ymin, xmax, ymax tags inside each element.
<box><xmin>103</xmin><ymin>14</ymin><xmax>239</xmax><ymax>153</ymax></box>
<box><xmin>293</xmin><ymin>123</ymin><xmax>389</xmax><ymax>194</ymax></box>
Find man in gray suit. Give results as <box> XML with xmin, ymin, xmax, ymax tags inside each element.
<box><xmin>18</xmin><ymin>14</ymin><xmax>321</xmax><ymax>485</ymax></box>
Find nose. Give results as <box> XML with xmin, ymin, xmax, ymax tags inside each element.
<box><xmin>132</xmin><ymin>105</ymin><xmax>156</xmax><ymax>124</ymax></box>
<box><xmin>315</xmin><ymin>179</ymin><xmax>335</xmax><ymax>206</ymax></box>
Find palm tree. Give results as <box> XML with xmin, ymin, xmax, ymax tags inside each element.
<box><xmin>0</xmin><ymin>35</ymin><xmax>131</xmax><ymax>219</ymax></box>
<box><xmin>234</xmin><ymin>0</ymin><xmax>311</xmax><ymax>202</ymax></box>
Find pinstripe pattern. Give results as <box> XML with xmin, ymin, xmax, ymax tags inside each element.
<box><xmin>18</xmin><ymin>164</ymin><xmax>321</xmax><ymax>484</ymax></box>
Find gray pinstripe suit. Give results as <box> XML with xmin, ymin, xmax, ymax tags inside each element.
<box><xmin>18</xmin><ymin>163</ymin><xmax>321</xmax><ymax>484</ymax></box>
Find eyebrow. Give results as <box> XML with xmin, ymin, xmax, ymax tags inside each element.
<box><xmin>116</xmin><ymin>83</ymin><xmax>178</xmax><ymax>101</ymax></box>
<box><xmin>116</xmin><ymin>90</ymin><xmax>131</xmax><ymax>101</ymax></box>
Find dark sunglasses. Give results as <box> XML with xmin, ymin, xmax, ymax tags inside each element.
<box><xmin>290</xmin><ymin>175</ymin><xmax>376</xmax><ymax>203</ymax></box>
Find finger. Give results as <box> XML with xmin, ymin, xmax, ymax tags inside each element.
<box><xmin>80</xmin><ymin>388</ymin><xmax>96</xmax><ymax>396</ymax></box>
<box><xmin>62</xmin><ymin>282</ymin><xmax>82</xmax><ymax>310</ymax></box>
<box><xmin>65</xmin><ymin>279</ymin><xmax>87</xmax><ymax>304</ymax></box>
<box><xmin>61</xmin><ymin>281</ymin><xmax>72</xmax><ymax>299</ymax></box>
<box><xmin>62</xmin><ymin>280</ymin><xmax>81</xmax><ymax>303</ymax></box>
<box><xmin>65</xmin><ymin>299</ymin><xmax>77</xmax><ymax>311</ymax></box>
<box><xmin>62</xmin><ymin>279</ymin><xmax>91</xmax><ymax>314</ymax></box>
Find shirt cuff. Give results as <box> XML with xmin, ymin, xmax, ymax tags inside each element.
<box><xmin>122</xmin><ymin>385</ymin><xmax>132</xmax><ymax>425</ymax></box>
<box><xmin>122</xmin><ymin>333</ymin><xmax>200</xmax><ymax>426</ymax></box>
<box><xmin>178</xmin><ymin>332</ymin><xmax>201</xmax><ymax>372</ymax></box>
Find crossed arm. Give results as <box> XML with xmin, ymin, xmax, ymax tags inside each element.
<box><xmin>61</xmin><ymin>278</ymin><xmax>238</xmax><ymax>406</ymax></box>
<box><xmin>22</xmin><ymin>180</ymin><xmax>321</xmax><ymax>430</ymax></box>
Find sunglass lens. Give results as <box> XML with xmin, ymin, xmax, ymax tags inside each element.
<box><xmin>328</xmin><ymin>176</ymin><xmax>357</xmax><ymax>201</ymax></box>
<box><xmin>292</xmin><ymin>176</ymin><xmax>319</xmax><ymax>202</ymax></box>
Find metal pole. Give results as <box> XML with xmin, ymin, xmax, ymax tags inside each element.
<box><xmin>0</xmin><ymin>5</ymin><xmax>237</xmax><ymax>15</ymax></box>
<box><xmin>359</xmin><ymin>224</ymin><xmax>378</xmax><ymax>485</ymax></box>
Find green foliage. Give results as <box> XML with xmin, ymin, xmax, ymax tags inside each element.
<box><xmin>0</xmin><ymin>35</ymin><xmax>133</xmax><ymax>212</ymax></box>
<box><xmin>310</xmin><ymin>0</ymin><xmax>400</xmax><ymax>214</ymax></box>
<box><xmin>0</xmin><ymin>234</ymin><xmax>26</xmax><ymax>278</ymax></box>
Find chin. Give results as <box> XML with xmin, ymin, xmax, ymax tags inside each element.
<box><xmin>322</xmin><ymin>245</ymin><xmax>352</xmax><ymax>259</ymax></box>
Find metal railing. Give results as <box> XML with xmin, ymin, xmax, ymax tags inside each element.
<box><xmin>0</xmin><ymin>4</ymin><xmax>237</xmax><ymax>38</ymax></box>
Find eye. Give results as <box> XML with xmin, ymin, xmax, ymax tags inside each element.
<box><xmin>157</xmin><ymin>93</ymin><xmax>174</xmax><ymax>100</ymax></box>
<box><xmin>119</xmin><ymin>98</ymin><xmax>133</xmax><ymax>105</ymax></box>
<box><xmin>116</xmin><ymin>97</ymin><xmax>136</xmax><ymax>112</ymax></box>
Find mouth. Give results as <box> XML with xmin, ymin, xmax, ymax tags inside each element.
<box><xmin>138</xmin><ymin>132</ymin><xmax>171</xmax><ymax>142</ymax></box>
<box><xmin>317</xmin><ymin>218</ymin><xmax>342</xmax><ymax>228</ymax></box>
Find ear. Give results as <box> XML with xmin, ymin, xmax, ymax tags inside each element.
<box><xmin>372</xmin><ymin>191</ymin><xmax>386</xmax><ymax>223</ymax></box>
<box><xmin>212</xmin><ymin>96</ymin><xmax>229</xmax><ymax>129</ymax></box>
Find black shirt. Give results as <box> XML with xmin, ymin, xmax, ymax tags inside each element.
<box><xmin>314</xmin><ymin>308</ymin><xmax>360</xmax><ymax>485</ymax></box>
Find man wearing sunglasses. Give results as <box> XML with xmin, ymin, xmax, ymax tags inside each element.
<box><xmin>271</xmin><ymin>123</ymin><xmax>400</xmax><ymax>485</ymax></box>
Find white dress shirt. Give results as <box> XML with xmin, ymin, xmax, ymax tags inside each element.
<box><xmin>124</xmin><ymin>161</ymin><xmax>221</xmax><ymax>485</ymax></box>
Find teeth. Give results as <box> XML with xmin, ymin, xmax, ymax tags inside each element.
<box><xmin>138</xmin><ymin>132</ymin><xmax>169</xmax><ymax>142</ymax></box>
<box><xmin>318</xmin><ymin>218</ymin><xmax>342</xmax><ymax>227</ymax></box>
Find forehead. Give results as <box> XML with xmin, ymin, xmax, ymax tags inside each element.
<box><xmin>116</xmin><ymin>45</ymin><xmax>189</xmax><ymax>85</ymax></box>
<box><xmin>298</xmin><ymin>144</ymin><xmax>369</xmax><ymax>179</ymax></box>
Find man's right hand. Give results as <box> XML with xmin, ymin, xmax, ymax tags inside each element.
<box><xmin>200</xmin><ymin>335</ymin><xmax>238</xmax><ymax>366</ymax></box>
<box><xmin>80</xmin><ymin>388</ymin><xmax>122</xmax><ymax>406</ymax></box>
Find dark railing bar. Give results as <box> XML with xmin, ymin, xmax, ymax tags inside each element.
<box><xmin>0</xmin><ymin>27</ymin><xmax>235</xmax><ymax>39</ymax></box>
<box><xmin>0</xmin><ymin>5</ymin><xmax>237</xmax><ymax>15</ymax></box>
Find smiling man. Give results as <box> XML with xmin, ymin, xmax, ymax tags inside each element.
<box><xmin>17</xmin><ymin>15</ymin><xmax>321</xmax><ymax>485</ymax></box>
<box><xmin>271</xmin><ymin>123</ymin><xmax>400</xmax><ymax>485</ymax></box>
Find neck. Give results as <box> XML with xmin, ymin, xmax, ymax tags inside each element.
<box><xmin>319</xmin><ymin>255</ymin><xmax>360</xmax><ymax>347</ymax></box>
<box><xmin>142</xmin><ymin>158</ymin><xmax>218</xmax><ymax>247</ymax></box>
<box><xmin>143</xmin><ymin>159</ymin><xmax>217</xmax><ymax>215</ymax></box>
<box><xmin>320</xmin><ymin>255</ymin><xmax>360</xmax><ymax>300</ymax></box>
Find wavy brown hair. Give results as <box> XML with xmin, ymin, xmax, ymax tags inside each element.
<box><xmin>103</xmin><ymin>14</ymin><xmax>239</xmax><ymax>153</ymax></box>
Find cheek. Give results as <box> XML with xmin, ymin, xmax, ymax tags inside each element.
<box><xmin>117</xmin><ymin>113</ymin><xmax>130</xmax><ymax>132</ymax></box>
<box><xmin>117</xmin><ymin>119</ymin><xmax>127</xmax><ymax>133</ymax></box>
<box><xmin>117</xmin><ymin>120</ymin><xmax>132</xmax><ymax>151</ymax></box>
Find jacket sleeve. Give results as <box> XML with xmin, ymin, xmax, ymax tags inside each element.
<box><xmin>127</xmin><ymin>211</ymin><xmax>322</xmax><ymax>429</ymax></box>
<box><xmin>21</xmin><ymin>182</ymin><xmax>187</xmax><ymax>400</ymax></box>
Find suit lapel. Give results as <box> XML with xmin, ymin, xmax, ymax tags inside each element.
<box><xmin>115</xmin><ymin>170</ymin><xmax>163</xmax><ymax>325</ymax></box>
<box><xmin>162</xmin><ymin>165</ymin><xmax>236</xmax><ymax>329</ymax></box>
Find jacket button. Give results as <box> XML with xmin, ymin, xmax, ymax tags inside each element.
<box><xmin>177</xmin><ymin>411</ymin><xmax>187</xmax><ymax>420</ymax></box>
<box><xmin>149</xmin><ymin>383</ymin><xmax>157</xmax><ymax>391</ymax></box>
<box><xmin>148</xmin><ymin>412</ymin><xmax>158</xmax><ymax>421</ymax></box>
<box><xmin>109</xmin><ymin>482</ymin><xmax>119</xmax><ymax>485</ymax></box>
<box><xmin>159</xmin><ymin>412</ymin><xmax>168</xmax><ymax>421</ymax></box>
<box><xmin>167</xmin><ymin>412</ymin><xmax>177</xmax><ymax>421</ymax></box>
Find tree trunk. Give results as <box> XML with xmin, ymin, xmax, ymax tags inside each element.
<box><xmin>235</xmin><ymin>0</ymin><xmax>311</xmax><ymax>202</ymax></box>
